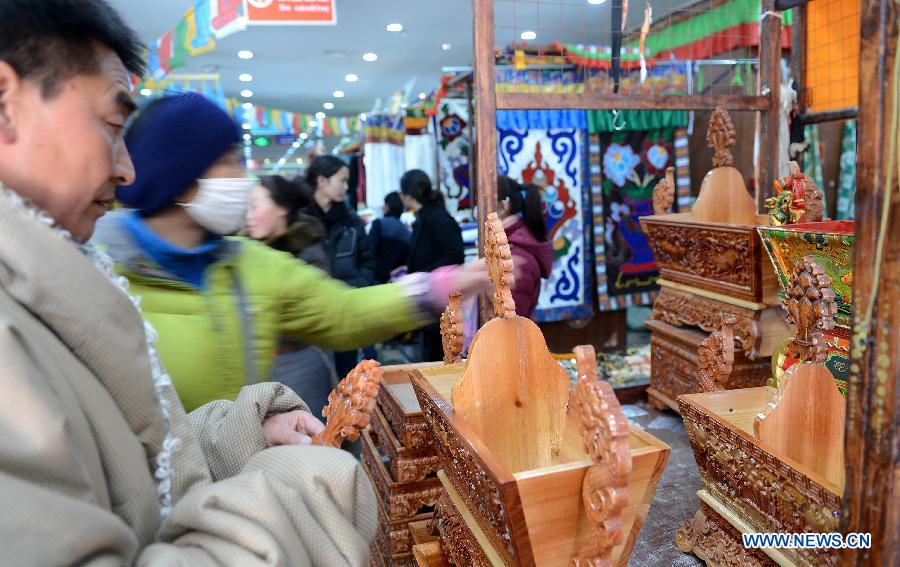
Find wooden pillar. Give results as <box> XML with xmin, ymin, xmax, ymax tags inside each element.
<box><xmin>757</xmin><ymin>0</ymin><xmax>783</xmax><ymax>211</ymax></box>
<box><xmin>472</xmin><ymin>0</ymin><xmax>498</xmax><ymax>251</ymax></box>
<box><xmin>840</xmin><ymin>0</ymin><xmax>899</xmax><ymax>564</ymax></box>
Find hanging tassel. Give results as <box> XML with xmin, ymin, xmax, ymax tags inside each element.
<box><xmin>731</xmin><ymin>63</ymin><xmax>744</xmax><ymax>87</ymax></box>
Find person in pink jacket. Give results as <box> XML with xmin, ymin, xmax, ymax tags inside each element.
<box><xmin>497</xmin><ymin>175</ymin><xmax>554</xmax><ymax>318</ymax></box>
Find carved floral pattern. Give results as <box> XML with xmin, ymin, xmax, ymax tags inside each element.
<box><xmin>678</xmin><ymin>401</ymin><xmax>840</xmax><ymax>567</ymax></box>
<box><xmin>376</xmin><ymin>388</ymin><xmax>435</xmax><ymax>452</ymax></box>
<box><xmin>369</xmin><ymin>409</ymin><xmax>440</xmax><ymax>483</ymax></box>
<box><xmin>361</xmin><ymin>431</ymin><xmax>443</xmax><ymax>522</ymax></box>
<box><xmin>440</xmin><ymin>290</ymin><xmax>464</xmax><ymax>364</ymax></box>
<box><xmin>697</xmin><ymin>317</ymin><xmax>736</xmax><ymax>393</ymax></box>
<box><xmin>433</xmin><ymin>494</ymin><xmax>491</xmax><ymax>567</ymax></box>
<box><xmin>485</xmin><ymin>212</ymin><xmax>516</xmax><ymax>319</ymax></box>
<box><xmin>782</xmin><ymin>256</ymin><xmax>836</xmax><ymax>366</ymax></box>
<box><xmin>676</xmin><ymin>503</ymin><xmax>771</xmax><ymax>566</ymax></box>
<box><xmin>312</xmin><ymin>360</ymin><xmax>382</xmax><ymax>447</ymax></box>
<box><xmin>708</xmin><ymin>107</ymin><xmax>736</xmax><ymax>168</ymax></box>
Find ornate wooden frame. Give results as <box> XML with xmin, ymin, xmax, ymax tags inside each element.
<box><xmin>369</xmin><ymin>405</ymin><xmax>440</xmax><ymax>484</ymax></box>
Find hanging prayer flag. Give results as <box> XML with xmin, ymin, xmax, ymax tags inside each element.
<box><xmin>157</xmin><ymin>32</ymin><xmax>173</xmax><ymax>77</ymax></box>
<box><xmin>171</xmin><ymin>18</ymin><xmax>189</xmax><ymax>70</ymax></box>
<box><xmin>186</xmin><ymin>3</ymin><xmax>217</xmax><ymax>56</ymax></box>
<box><xmin>211</xmin><ymin>0</ymin><xmax>248</xmax><ymax>39</ymax></box>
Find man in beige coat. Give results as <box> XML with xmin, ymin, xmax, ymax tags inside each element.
<box><xmin>0</xmin><ymin>1</ymin><xmax>377</xmax><ymax>564</ymax></box>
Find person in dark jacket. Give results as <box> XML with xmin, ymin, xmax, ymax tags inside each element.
<box><xmin>246</xmin><ymin>175</ymin><xmax>337</xmax><ymax>419</ymax></box>
<box><xmin>369</xmin><ymin>191</ymin><xmax>411</xmax><ymax>284</ymax></box>
<box><xmin>302</xmin><ymin>155</ymin><xmax>376</xmax><ymax>375</ymax></box>
<box><xmin>400</xmin><ymin>169</ymin><xmax>465</xmax><ymax>361</ymax></box>
<box><xmin>497</xmin><ymin>175</ymin><xmax>554</xmax><ymax>318</ymax></box>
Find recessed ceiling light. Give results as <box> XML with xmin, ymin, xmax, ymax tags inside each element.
<box><xmin>279</xmin><ymin>158</ymin><xmax>287</xmax><ymax>165</ymax></box>
<box><xmin>239</xmin><ymin>73</ymin><xmax>253</xmax><ymax>82</ymax></box>
<box><xmin>240</xmin><ymin>89</ymin><xmax>253</xmax><ymax>98</ymax></box>
<box><xmin>242</xmin><ymin>123</ymin><xmax>251</xmax><ymax>130</ymax></box>
<box><xmin>520</xmin><ymin>30</ymin><xmax>536</xmax><ymax>41</ymax></box>
<box><xmin>588</xmin><ymin>0</ymin><xmax>607</xmax><ymax>4</ymax></box>
<box><xmin>441</xmin><ymin>43</ymin><xmax>452</xmax><ymax>51</ymax></box>
<box><xmin>363</xmin><ymin>52</ymin><xmax>378</xmax><ymax>62</ymax></box>
<box><xmin>296</xmin><ymin>158</ymin><xmax>303</xmax><ymax>164</ymax></box>
<box><xmin>316</xmin><ymin>111</ymin><xmax>326</xmax><ymax>119</ymax></box>
<box><xmin>243</xmin><ymin>133</ymin><xmax>252</xmax><ymax>140</ymax></box>
<box><xmin>238</xmin><ymin>50</ymin><xmax>254</xmax><ymax>59</ymax></box>
<box><xmin>323</xmin><ymin>102</ymin><xmax>335</xmax><ymax>110</ymax></box>
<box><xmin>242</xmin><ymin>102</ymin><xmax>253</xmax><ymax>110</ymax></box>
<box><xmin>386</xmin><ymin>23</ymin><xmax>403</xmax><ymax>32</ymax></box>
<box><xmin>345</xmin><ymin>73</ymin><xmax>359</xmax><ymax>82</ymax></box>
<box><xmin>300</xmin><ymin>133</ymin><xmax>308</xmax><ymax>139</ymax></box>
<box><xmin>418</xmin><ymin>92</ymin><xmax>427</xmax><ymax>99</ymax></box>
<box><xmin>292</xmin><ymin>141</ymin><xmax>301</xmax><ymax>148</ymax></box>
<box><xmin>333</xmin><ymin>90</ymin><xmax>345</xmax><ymax>98</ymax></box>
<box><xmin>139</xmin><ymin>88</ymin><xmax>152</xmax><ymax>96</ymax></box>
<box><xmin>264</xmin><ymin>158</ymin><xmax>270</xmax><ymax>164</ymax></box>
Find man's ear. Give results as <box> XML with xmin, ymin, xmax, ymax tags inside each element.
<box><xmin>0</xmin><ymin>61</ymin><xmax>23</xmax><ymax>144</ymax></box>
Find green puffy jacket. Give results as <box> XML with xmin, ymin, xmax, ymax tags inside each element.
<box><xmin>95</xmin><ymin>216</ymin><xmax>426</xmax><ymax>411</ymax></box>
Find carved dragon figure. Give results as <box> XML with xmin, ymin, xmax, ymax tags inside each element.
<box><xmin>765</xmin><ymin>161</ymin><xmax>825</xmax><ymax>226</ymax></box>
<box><xmin>697</xmin><ymin>317</ymin><xmax>737</xmax><ymax>393</ymax></box>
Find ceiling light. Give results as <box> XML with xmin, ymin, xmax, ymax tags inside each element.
<box><xmin>316</xmin><ymin>111</ymin><xmax>326</xmax><ymax>119</ymax></box>
<box><xmin>139</xmin><ymin>88</ymin><xmax>152</xmax><ymax>96</ymax></box>
<box><xmin>241</xmin><ymin>102</ymin><xmax>253</xmax><ymax>110</ymax></box>
<box><xmin>442</xmin><ymin>43</ymin><xmax>452</xmax><ymax>51</ymax></box>
<box><xmin>360</xmin><ymin>113</ymin><xmax>367</xmax><ymax>121</ymax></box>
<box><xmin>345</xmin><ymin>73</ymin><xmax>359</xmax><ymax>82</ymax></box>
<box><xmin>418</xmin><ymin>92</ymin><xmax>427</xmax><ymax>99</ymax></box>
<box><xmin>323</xmin><ymin>102</ymin><xmax>335</xmax><ymax>110</ymax></box>
<box><xmin>588</xmin><ymin>0</ymin><xmax>607</xmax><ymax>4</ymax></box>
<box><xmin>240</xmin><ymin>89</ymin><xmax>253</xmax><ymax>98</ymax></box>
<box><xmin>296</xmin><ymin>158</ymin><xmax>303</xmax><ymax>164</ymax></box>
<box><xmin>520</xmin><ymin>30</ymin><xmax>536</xmax><ymax>41</ymax></box>
<box><xmin>238</xmin><ymin>50</ymin><xmax>254</xmax><ymax>59</ymax></box>
<box><xmin>292</xmin><ymin>141</ymin><xmax>301</xmax><ymax>148</ymax></box>
<box><xmin>242</xmin><ymin>123</ymin><xmax>252</xmax><ymax>130</ymax></box>
<box><xmin>239</xmin><ymin>73</ymin><xmax>253</xmax><ymax>82</ymax></box>
<box><xmin>279</xmin><ymin>158</ymin><xmax>287</xmax><ymax>165</ymax></box>
<box><xmin>243</xmin><ymin>133</ymin><xmax>252</xmax><ymax>141</ymax></box>
<box><xmin>264</xmin><ymin>158</ymin><xmax>270</xmax><ymax>164</ymax></box>
<box><xmin>386</xmin><ymin>23</ymin><xmax>403</xmax><ymax>32</ymax></box>
<box><xmin>300</xmin><ymin>133</ymin><xmax>308</xmax><ymax>139</ymax></box>
<box><xmin>333</xmin><ymin>90</ymin><xmax>345</xmax><ymax>98</ymax></box>
<box><xmin>363</xmin><ymin>52</ymin><xmax>378</xmax><ymax>62</ymax></box>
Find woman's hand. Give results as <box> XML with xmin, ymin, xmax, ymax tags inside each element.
<box><xmin>262</xmin><ymin>410</ymin><xmax>325</xmax><ymax>446</ymax></box>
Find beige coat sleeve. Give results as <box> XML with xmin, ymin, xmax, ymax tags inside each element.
<box><xmin>185</xmin><ymin>382</ymin><xmax>310</xmax><ymax>481</ymax></box>
<box><xmin>0</xmin><ymin>325</ymin><xmax>376</xmax><ymax>567</ymax></box>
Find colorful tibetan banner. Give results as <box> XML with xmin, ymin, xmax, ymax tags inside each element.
<box><xmin>187</xmin><ymin>2</ymin><xmax>216</xmax><ymax>55</ymax></box>
<box><xmin>434</xmin><ymin>99</ymin><xmax>472</xmax><ymax>211</ymax></box>
<box><xmin>210</xmin><ymin>0</ymin><xmax>248</xmax><ymax>39</ymax></box>
<box><xmin>588</xmin><ymin>110</ymin><xmax>690</xmax><ymax>312</ymax></box>
<box><xmin>497</xmin><ymin>110</ymin><xmax>593</xmax><ymax>323</ymax></box>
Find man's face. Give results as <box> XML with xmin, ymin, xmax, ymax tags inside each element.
<box><xmin>0</xmin><ymin>45</ymin><xmax>136</xmax><ymax>242</ymax></box>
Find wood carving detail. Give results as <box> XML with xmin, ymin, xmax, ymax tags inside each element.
<box><xmin>572</xmin><ymin>345</ymin><xmax>631</xmax><ymax>566</ymax></box>
<box><xmin>440</xmin><ymin>291</ymin><xmax>464</xmax><ymax>364</ymax></box>
<box><xmin>652</xmin><ymin>166</ymin><xmax>676</xmax><ymax>215</ymax></box>
<box><xmin>376</xmin><ymin>389</ymin><xmax>434</xmax><ymax>452</ymax></box>
<box><xmin>433</xmin><ymin>494</ymin><xmax>491</xmax><ymax>567</ymax></box>
<box><xmin>697</xmin><ymin>317</ymin><xmax>736</xmax><ymax>393</ymax></box>
<box><xmin>643</xmin><ymin>221</ymin><xmax>755</xmax><ymax>292</ymax></box>
<box><xmin>414</xmin><ymin>386</ymin><xmax>516</xmax><ymax>560</ymax></box>
<box><xmin>676</xmin><ymin>504</ymin><xmax>770</xmax><ymax>566</ymax></box>
<box><xmin>679</xmin><ymin>400</ymin><xmax>840</xmax><ymax>566</ymax></box>
<box><xmin>783</xmin><ymin>256</ymin><xmax>836</xmax><ymax>365</ymax></box>
<box><xmin>485</xmin><ymin>212</ymin><xmax>516</xmax><ymax>319</ymax></box>
<box><xmin>650</xmin><ymin>288</ymin><xmax>759</xmax><ymax>357</ymax></box>
<box><xmin>649</xmin><ymin>330</ymin><xmax>770</xmax><ymax>410</ymax></box>
<box><xmin>708</xmin><ymin>107</ymin><xmax>736</xmax><ymax>168</ymax></box>
<box><xmin>312</xmin><ymin>360</ymin><xmax>382</xmax><ymax>447</ymax></box>
<box><xmin>369</xmin><ymin>411</ymin><xmax>439</xmax><ymax>483</ymax></box>
<box><xmin>361</xmin><ymin>433</ymin><xmax>443</xmax><ymax>522</ymax></box>
<box><xmin>765</xmin><ymin>161</ymin><xmax>825</xmax><ymax>226</ymax></box>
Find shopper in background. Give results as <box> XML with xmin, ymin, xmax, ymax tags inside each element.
<box><xmin>246</xmin><ymin>175</ymin><xmax>338</xmax><ymax>419</ymax></box>
<box><xmin>0</xmin><ymin>1</ymin><xmax>418</xmax><ymax>563</ymax></box>
<box><xmin>400</xmin><ymin>169</ymin><xmax>465</xmax><ymax>361</ymax></box>
<box><xmin>369</xmin><ymin>191</ymin><xmax>411</xmax><ymax>284</ymax></box>
<box><xmin>93</xmin><ymin>92</ymin><xmax>489</xmax><ymax>413</ymax></box>
<box><xmin>497</xmin><ymin>175</ymin><xmax>553</xmax><ymax>318</ymax></box>
<box><xmin>302</xmin><ymin>155</ymin><xmax>376</xmax><ymax>375</ymax></box>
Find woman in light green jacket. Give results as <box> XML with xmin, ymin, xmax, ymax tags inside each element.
<box><xmin>93</xmin><ymin>93</ymin><xmax>486</xmax><ymax>411</ymax></box>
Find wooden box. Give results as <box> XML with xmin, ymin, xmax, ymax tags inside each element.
<box><xmin>361</xmin><ymin>430</ymin><xmax>443</xmax><ymax>523</ymax></box>
<box><xmin>646</xmin><ymin>318</ymin><xmax>771</xmax><ymax>413</ymax></box>
<box><xmin>370</xmin><ymin>406</ymin><xmax>440</xmax><ymax>483</ymax></box>
<box><xmin>677</xmin><ymin>388</ymin><xmax>841</xmax><ymax>567</ymax></box>
<box><xmin>641</xmin><ymin>213</ymin><xmax>780</xmax><ymax>305</ymax></box>
<box><xmin>410</xmin><ymin>318</ymin><xmax>670</xmax><ymax>566</ymax></box>
<box><xmin>378</xmin><ymin>363</ymin><xmax>442</xmax><ymax>452</ymax></box>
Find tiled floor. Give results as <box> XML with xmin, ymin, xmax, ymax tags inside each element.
<box><xmin>625</xmin><ymin>401</ymin><xmax>704</xmax><ymax>567</ymax></box>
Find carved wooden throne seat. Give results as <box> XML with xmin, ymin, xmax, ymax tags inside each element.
<box><xmin>676</xmin><ymin>256</ymin><xmax>845</xmax><ymax>567</ymax></box>
<box><xmin>410</xmin><ymin>213</ymin><xmax>670</xmax><ymax>566</ymax></box>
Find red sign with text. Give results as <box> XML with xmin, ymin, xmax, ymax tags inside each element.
<box><xmin>246</xmin><ymin>0</ymin><xmax>336</xmax><ymax>25</ymax></box>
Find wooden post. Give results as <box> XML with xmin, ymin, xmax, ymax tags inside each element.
<box><xmin>790</xmin><ymin>4</ymin><xmax>806</xmax><ymax>170</ymax></box>
<box><xmin>472</xmin><ymin>0</ymin><xmax>498</xmax><ymax>250</ymax></box>
<box><xmin>757</xmin><ymin>0</ymin><xmax>783</xmax><ymax>212</ymax></box>
<box><xmin>840</xmin><ymin>1</ymin><xmax>898</xmax><ymax>564</ymax></box>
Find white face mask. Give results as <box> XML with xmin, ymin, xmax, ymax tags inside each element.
<box><xmin>182</xmin><ymin>177</ymin><xmax>255</xmax><ymax>235</ymax></box>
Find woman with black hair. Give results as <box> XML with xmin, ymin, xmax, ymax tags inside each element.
<box><xmin>400</xmin><ymin>169</ymin><xmax>464</xmax><ymax>361</ymax></box>
<box><xmin>497</xmin><ymin>175</ymin><xmax>553</xmax><ymax>318</ymax></box>
<box><xmin>301</xmin><ymin>155</ymin><xmax>376</xmax><ymax>375</ymax></box>
<box><xmin>368</xmin><ymin>191</ymin><xmax>411</xmax><ymax>284</ymax></box>
<box><xmin>246</xmin><ymin>175</ymin><xmax>337</xmax><ymax>419</ymax></box>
